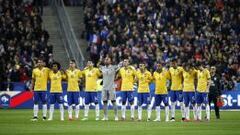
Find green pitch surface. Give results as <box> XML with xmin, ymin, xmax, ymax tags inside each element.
<box><xmin>0</xmin><ymin>109</ymin><xmax>239</xmax><ymax>135</ymax></box>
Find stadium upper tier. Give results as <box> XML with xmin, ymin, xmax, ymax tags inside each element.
<box><xmin>83</xmin><ymin>0</ymin><xmax>239</xmax><ymax>82</ymax></box>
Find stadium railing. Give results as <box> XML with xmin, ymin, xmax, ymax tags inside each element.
<box><xmin>51</xmin><ymin>0</ymin><xmax>85</xmax><ymax>69</ymax></box>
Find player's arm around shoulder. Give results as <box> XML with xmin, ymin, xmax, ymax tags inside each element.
<box><xmin>152</xmin><ymin>71</ymin><xmax>159</xmax><ymax>84</ymax></box>
<box><xmin>115</xmin><ymin>68</ymin><xmax>122</xmax><ymax>80</ymax></box>
<box><xmin>134</xmin><ymin>69</ymin><xmax>140</xmax><ymax>82</ymax></box>
<box><xmin>61</xmin><ymin>69</ymin><xmax>67</xmax><ymax>80</ymax></box>
<box><xmin>95</xmin><ymin>67</ymin><xmax>102</xmax><ymax>77</ymax></box>
<box><xmin>165</xmin><ymin>69</ymin><xmax>171</xmax><ymax>80</ymax></box>
<box><xmin>148</xmin><ymin>71</ymin><xmax>153</xmax><ymax>83</ymax></box>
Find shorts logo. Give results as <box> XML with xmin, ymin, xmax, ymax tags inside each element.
<box><xmin>147</xmin><ymin>97</ymin><xmax>150</xmax><ymax>102</ymax></box>
<box><xmin>95</xmin><ymin>96</ymin><xmax>98</xmax><ymax>101</ymax></box>
<box><xmin>60</xmin><ymin>96</ymin><xmax>63</xmax><ymax>100</ymax></box>
<box><xmin>179</xmin><ymin>94</ymin><xmax>183</xmax><ymax>99</ymax></box>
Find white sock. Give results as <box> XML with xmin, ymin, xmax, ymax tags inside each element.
<box><xmin>206</xmin><ymin>104</ymin><xmax>210</xmax><ymax>120</ymax></box>
<box><xmin>171</xmin><ymin>102</ymin><xmax>176</xmax><ymax>118</ymax></box>
<box><xmin>199</xmin><ymin>106</ymin><xmax>202</xmax><ymax>120</ymax></box>
<box><xmin>84</xmin><ymin>104</ymin><xmax>89</xmax><ymax>117</ymax></box>
<box><xmin>147</xmin><ymin>105</ymin><xmax>152</xmax><ymax>119</ymax></box>
<box><xmin>185</xmin><ymin>106</ymin><xmax>190</xmax><ymax>120</ymax></box>
<box><xmin>130</xmin><ymin>105</ymin><xmax>135</xmax><ymax>118</ymax></box>
<box><xmin>165</xmin><ymin>106</ymin><xmax>169</xmax><ymax>121</ymax></box>
<box><xmin>42</xmin><ymin>104</ymin><xmax>47</xmax><ymax>117</ymax></box>
<box><xmin>75</xmin><ymin>105</ymin><xmax>80</xmax><ymax>119</ymax></box>
<box><xmin>180</xmin><ymin>102</ymin><xmax>185</xmax><ymax>118</ymax></box>
<box><xmin>193</xmin><ymin>104</ymin><xmax>197</xmax><ymax>120</ymax></box>
<box><xmin>49</xmin><ymin>104</ymin><xmax>54</xmax><ymax>120</ymax></box>
<box><xmin>138</xmin><ymin>106</ymin><xmax>142</xmax><ymax>120</ymax></box>
<box><xmin>59</xmin><ymin>104</ymin><xmax>64</xmax><ymax>120</ymax></box>
<box><xmin>113</xmin><ymin>103</ymin><xmax>118</xmax><ymax>118</ymax></box>
<box><xmin>121</xmin><ymin>105</ymin><xmax>126</xmax><ymax>119</ymax></box>
<box><xmin>68</xmin><ymin>105</ymin><xmax>73</xmax><ymax>119</ymax></box>
<box><xmin>33</xmin><ymin>104</ymin><xmax>39</xmax><ymax>117</ymax></box>
<box><xmin>95</xmin><ymin>104</ymin><xmax>100</xmax><ymax>118</ymax></box>
<box><xmin>103</xmin><ymin>103</ymin><xmax>108</xmax><ymax>118</ymax></box>
<box><xmin>197</xmin><ymin>105</ymin><xmax>202</xmax><ymax>120</ymax></box>
<box><xmin>156</xmin><ymin>106</ymin><xmax>161</xmax><ymax>120</ymax></box>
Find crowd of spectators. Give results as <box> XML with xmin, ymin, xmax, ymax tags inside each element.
<box><xmin>83</xmin><ymin>0</ymin><xmax>239</xmax><ymax>90</ymax></box>
<box><xmin>0</xmin><ymin>0</ymin><xmax>52</xmax><ymax>91</ymax></box>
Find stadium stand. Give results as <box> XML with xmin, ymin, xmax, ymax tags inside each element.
<box><xmin>0</xmin><ymin>0</ymin><xmax>52</xmax><ymax>91</ymax></box>
<box><xmin>83</xmin><ymin>0</ymin><xmax>239</xmax><ymax>89</ymax></box>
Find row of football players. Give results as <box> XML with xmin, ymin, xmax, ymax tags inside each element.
<box><xmin>31</xmin><ymin>58</ymin><xmax>211</xmax><ymax>122</ymax></box>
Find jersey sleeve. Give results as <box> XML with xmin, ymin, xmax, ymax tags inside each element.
<box><xmin>206</xmin><ymin>70</ymin><xmax>211</xmax><ymax>79</ymax></box>
<box><xmin>96</xmin><ymin>68</ymin><xmax>102</xmax><ymax>77</ymax></box>
<box><xmin>62</xmin><ymin>73</ymin><xmax>67</xmax><ymax>80</ymax></box>
<box><xmin>193</xmin><ymin>69</ymin><xmax>197</xmax><ymax>77</ymax></box>
<box><xmin>135</xmin><ymin>70</ymin><xmax>140</xmax><ymax>79</ymax></box>
<box><xmin>48</xmin><ymin>71</ymin><xmax>52</xmax><ymax>80</ymax></box>
<box><xmin>46</xmin><ymin>68</ymin><xmax>50</xmax><ymax>79</ymax></box>
<box><xmin>118</xmin><ymin>68</ymin><xmax>122</xmax><ymax>77</ymax></box>
<box><xmin>166</xmin><ymin>70</ymin><xmax>171</xmax><ymax>80</ymax></box>
<box><xmin>148</xmin><ymin>72</ymin><xmax>153</xmax><ymax>82</ymax></box>
<box><xmin>32</xmin><ymin>69</ymin><xmax>36</xmax><ymax>79</ymax></box>
<box><xmin>78</xmin><ymin>70</ymin><xmax>82</xmax><ymax>78</ymax></box>
<box><xmin>153</xmin><ymin>72</ymin><xmax>157</xmax><ymax>80</ymax></box>
<box><xmin>98</xmin><ymin>65</ymin><xmax>103</xmax><ymax>71</ymax></box>
<box><xmin>115</xmin><ymin>64</ymin><xmax>121</xmax><ymax>71</ymax></box>
<box><xmin>46</xmin><ymin>67</ymin><xmax>50</xmax><ymax>74</ymax></box>
<box><xmin>82</xmin><ymin>69</ymin><xmax>86</xmax><ymax>77</ymax></box>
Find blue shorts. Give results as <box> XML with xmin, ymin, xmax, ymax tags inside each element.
<box><xmin>183</xmin><ymin>92</ymin><xmax>196</xmax><ymax>107</ymax></box>
<box><xmin>49</xmin><ymin>93</ymin><xmax>63</xmax><ymax>104</ymax></box>
<box><xmin>196</xmin><ymin>92</ymin><xmax>208</xmax><ymax>105</ymax></box>
<box><xmin>169</xmin><ymin>90</ymin><xmax>183</xmax><ymax>102</ymax></box>
<box><xmin>121</xmin><ymin>91</ymin><xmax>134</xmax><ymax>104</ymax></box>
<box><xmin>155</xmin><ymin>94</ymin><xmax>169</xmax><ymax>106</ymax></box>
<box><xmin>33</xmin><ymin>91</ymin><xmax>47</xmax><ymax>104</ymax></box>
<box><xmin>137</xmin><ymin>93</ymin><xmax>150</xmax><ymax>106</ymax></box>
<box><xmin>67</xmin><ymin>92</ymin><xmax>80</xmax><ymax>105</ymax></box>
<box><xmin>85</xmin><ymin>92</ymin><xmax>98</xmax><ymax>104</ymax></box>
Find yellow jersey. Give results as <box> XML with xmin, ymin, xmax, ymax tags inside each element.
<box><xmin>197</xmin><ymin>69</ymin><xmax>211</xmax><ymax>92</ymax></box>
<box><xmin>83</xmin><ymin>67</ymin><xmax>101</xmax><ymax>92</ymax></box>
<box><xmin>97</xmin><ymin>79</ymin><xmax>103</xmax><ymax>91</ymax></box>
<box><xmin>66</xmin><ymin>69</ymin><xmax>82</xmax><ymax>92</ymax></box>
<box><xmin>32</xmin><ymin>67</ymin><xmax>50</xmax><ymax>91</ymax></box>
<box><xmin>169</xmin><ymin>66</ymin><xmax>183</xmax><ymax>91</ymax></box>
<box><xmin>49</xmin><ymin>71</ymin><xmax>66</xmax><ymax>93</ymax></box>
<box><xmin>153</xmin><ymin>69</ymin><xmax>170</xmax><ymax>94</ymax></box>
<box><xmin>183</xmin><ymin>69</ymin><xmax>197</xmax><ymax>92</ymax></box>
<box><xmin>136</xmin><ymin>69</ymin><xmax>152</xmax><ymax>93</ymax></box>
<box><xmin>119</xmin><ymin>66</ymin><xmax>136</xmax><ymax>91</ymax></box>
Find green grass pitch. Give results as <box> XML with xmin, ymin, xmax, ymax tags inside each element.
<box><xmin>0</xmin><ymin>109</ymin><xmax>239</xmax><ymax>135</ymax></box>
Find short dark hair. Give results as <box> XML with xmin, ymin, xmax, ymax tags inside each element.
<box><xmin>70</xmin><ymin>59</ymin><xmax>76</xmax><ymax>63</ymax></box>
<box><xmin>51</xmin><ymin>61</ymin><xmax>61</xmax><ymax>70</ymax></box>
<box><xmin>172</xmin><ymin>58</ymin><xmax>177</xmax><ymax>62</ymax></box>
